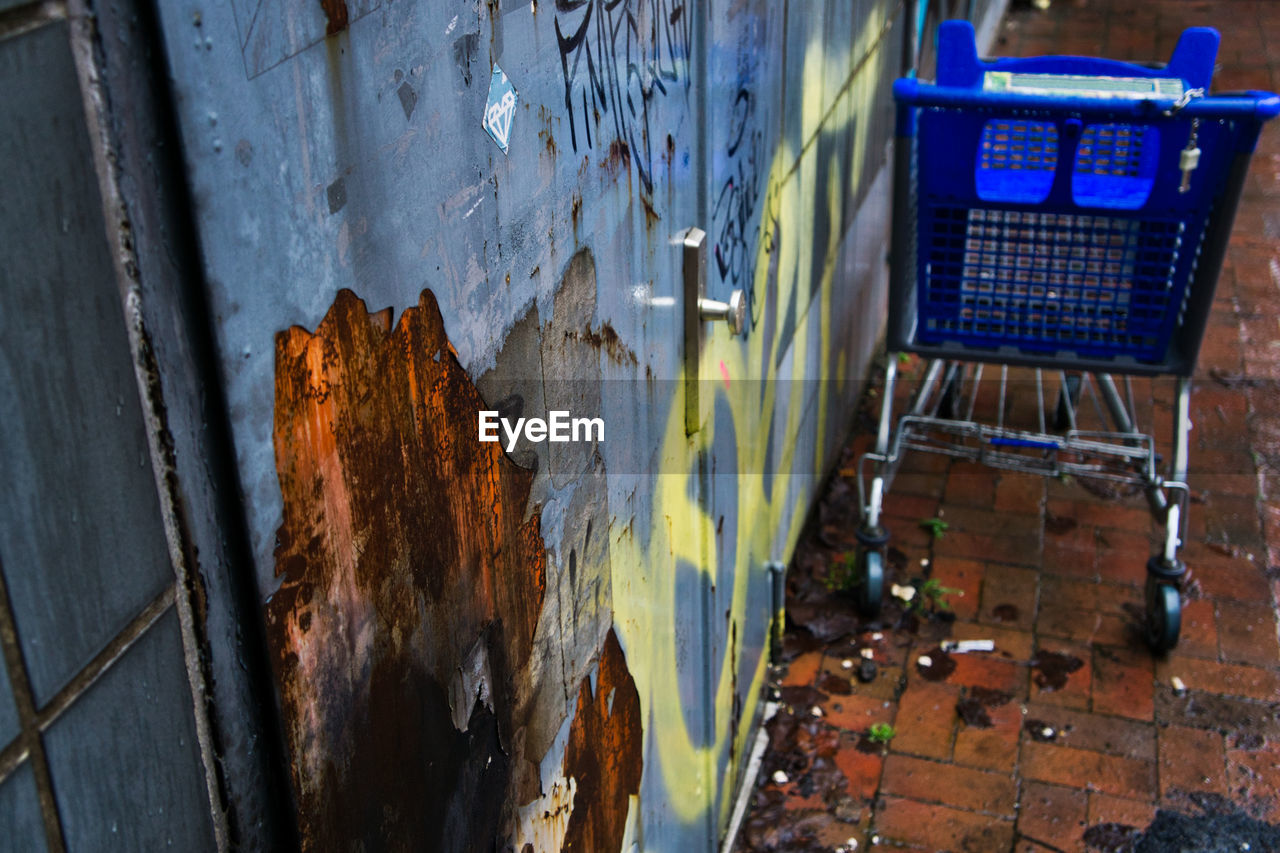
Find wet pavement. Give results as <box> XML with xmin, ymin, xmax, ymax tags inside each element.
<box><xmin>734</xmin><ymin>1</ymin><xmax>1280</xmax><ymax>850</ymax></box>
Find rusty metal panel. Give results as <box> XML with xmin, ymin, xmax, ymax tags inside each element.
<box><xmin>0</xmin><ymin>19</ymin><xmax>175</xmax><ymax>707</ymax></box>
<box><xmin>42</xmin><ymin>610</ymin><xmax>215</xmax><ymax>851</ymax></box>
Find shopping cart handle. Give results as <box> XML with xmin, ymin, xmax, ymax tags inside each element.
<box><xmin>893</xmin><ymin>78</ymin><xmax>1280</xmax><ymax>123</ymax></box>
<box><xmin>1226</xmin><ymin>91</ymin><xmax>1280</xmax><ymax>120</ymax></box>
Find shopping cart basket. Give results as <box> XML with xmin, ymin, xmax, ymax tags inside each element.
<box><xmin>856</xmin><ymin>21</ymin><xmax>1280</xmax><ymax>650</ymax></box>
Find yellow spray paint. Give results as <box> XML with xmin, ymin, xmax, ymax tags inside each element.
<box><xmin>610</xmin><ymin>3</ymin><xmax>902</xmax><ymax>835</ymax></box>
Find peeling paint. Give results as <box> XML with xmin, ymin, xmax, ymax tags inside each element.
<box><xmin>562</xmin><ymin>629</ymin><xmax>643</xmax><ymax>852</ymax></box>
<box><xmin>267</xmin><ymin>289</ymin><xmax>546</xmax><ymax>850</ymax></box>
<box><xmin>268</xmin><ymin>286</ymin><xmax>647</xmax><ymax>852</ymax></box>
<box><xmin>512</xmin><ymin>775</ymin><xmax>577</xmax><ymax>852</ymax></box>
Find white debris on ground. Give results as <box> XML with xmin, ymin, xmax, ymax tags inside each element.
<box><xmin>942</xmin><ymin>639</ymin><xmax>995</xmax><ymax>653</ymax></box>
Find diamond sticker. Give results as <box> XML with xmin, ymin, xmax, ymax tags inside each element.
<box><xmin>483</xmin><ymin>65</ymin><xmax>518</xmax><ymax>155</ymax></box>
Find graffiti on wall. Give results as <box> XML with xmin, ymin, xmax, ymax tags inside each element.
<box><xmin>712</xmin><ymin>86</ymin><xmax>767</xmax><ymax>334</ymax></box>
<box><xmin>611</xmin><ymin>4</ymin><xmax>901</xmax><ymax>834</ymax></box>
<box><xmin>554</xmin><ymin>0</ymin><xmax>693</xmax><ymax>194</ymax></box>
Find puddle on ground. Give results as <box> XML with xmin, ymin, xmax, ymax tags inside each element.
<box><xmin>816</xmin><ymin>672</ymin><xmax>853</xmax><ymax>696</ymax></box>
<box><xmin>1232</xmin><ymin>732</ymin><xmax>1266</xmax><ymax>750</ymax></box>
<box><xmin>1032</xmin><ymin>650</ymin><xmax>1084</xmax><ymax>691</ymax></box>
<box><xmin>992</xmin><ymin>603</ymin><xmax>1021</xmax><ymax>622</ymax></box>
<box><xmin>956</xmin><ymin>697</ymin><xmax>993</xmax><ymax>728</ymax></box>
<box><xmin>915</xmin><ymin>646</ymin><xmax>957</xmax><ymax>681</ymax></box>
<box><xmin>780</xmin><ymin>627</ymin><xmax>825</xmax><ymax>660</ymax></box>
<box><xmin>1083</xmin><ymin>822</ymin><xmax>1143</xmax><ymax>852</ymax></box>
<box><xmin>1045</xmin><ymin>514</ymin><xmax>1079</xmax><ymax>535</ymax></box>
<box><xmin>956</xmin><ymin>687</ymin><xmax>1014</xmax><ymax>729</ymax></box>
<box><xmin>779</xmin><ymin>685</ymin><xmax>827</xmax><ymax>710</ymax></box>
<box><xmin>1084</xmin><ymin>791</ymin><xmax>1280</xmax><ymax>852</ymax></box>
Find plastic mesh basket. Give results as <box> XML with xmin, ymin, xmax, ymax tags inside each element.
<box><xmin>889</xmin><ymin>21</ymin><xmax>1280</xmax><ymax>372</ymax></box>
<box><xmin>918</xmin><ymin>207</ymin><xmax>1201</xmax><ymax>360</ymax></box>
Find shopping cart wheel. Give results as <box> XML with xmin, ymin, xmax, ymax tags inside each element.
<box><xmin>857</xmin><ymin>550</ymin><xmax>884</xmax><ymax>617</ymax></box>
<box><xmin>1144</xmin><ymin>578</ymin><xmax>1181</xmax><ymax>652</ymax></box>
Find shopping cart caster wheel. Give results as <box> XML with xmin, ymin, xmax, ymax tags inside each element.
<box><xmin>1144</xmin><ymin>579</ymin><xmax>1181</xmax><ymax>652</ymax></box>
<box><xmin>857</xmin><ymin>550</ymin><xmax>884</xmax><ymax>617</ymax></box>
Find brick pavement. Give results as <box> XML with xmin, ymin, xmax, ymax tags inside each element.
<box><xmin>736</xmin><ymin>1</ymin><xmax>1280</xmax><ymax>850</ymax></box>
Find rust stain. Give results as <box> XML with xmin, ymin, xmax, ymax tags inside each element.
<box><xmin>564</xmin><ymin>322</ymin><xmax>638</xmax><ymax>367</ymax></box>
<box><xmin>562</xmin><ymin>629</ymin><xmax>643</xmax><ymax>852</ymax></box>
<box><xmin>640</xmin><ymin>196</ymin><xmax>660</xmax><ymax>230</ymax></box>
<box><xmin>319</xmin><ymin>0</ymin><xmax>349</xmax><ymax>35</ymax></box>
<box><xmin>267</xmin><ymin>289</ymin><xmax>546</xmax><ymax>850</ymax></box>
<box><xmin>602</xmin><ymin>139</ymin><xmax>631</xmax><ymax>178</ymax></box>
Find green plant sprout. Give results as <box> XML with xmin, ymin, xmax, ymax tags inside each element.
<box><xmin>868</xmin><ymin>722</ymin><xmax>896</xmax><ymax>744</ymax></box>
<box><xmin>916</xmin><ymin>578</ymin><xmax>963</xmax><ymax>612</ymax></box>
<box><xmin>919</xmin><ymin>517</ymin><xmax>949</xmax><ymax>539</ymax></box>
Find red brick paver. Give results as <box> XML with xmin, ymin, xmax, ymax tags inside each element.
<box><xmin>737</xmin><ymin>1</ymin><xmax>1280</xmax><ymax>850</ymax></box>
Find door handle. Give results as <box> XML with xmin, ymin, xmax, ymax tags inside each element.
<box><xmin>698</xmin><ymin>291</ymin><xmax>746</xmax><ymax>336</ymax></box>
<box><xmin>680</xmin><ymin>227</ymin><xmax>745</xmax><ymax>435</ymax></box>
<box><xmin>682</xmin><ymin>227</ymin><xmax>746</xmax><ymax>339</ymax></box>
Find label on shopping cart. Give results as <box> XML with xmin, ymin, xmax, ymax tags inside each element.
<box><xmin>983</xmin><ymin>71</ymin><xmax>1185</xmax><ymax>100</ymax></box>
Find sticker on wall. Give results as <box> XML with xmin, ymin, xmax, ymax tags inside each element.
<box><xmin>484</xmin><ymin>66</ymin><xmax>518</xmax><ymax>155</ymax></box>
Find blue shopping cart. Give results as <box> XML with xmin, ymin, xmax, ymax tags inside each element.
<box><xmin>856</xmin><ymin>21</ymin><xmax>1280</xmax><ymax>650</ymax></box>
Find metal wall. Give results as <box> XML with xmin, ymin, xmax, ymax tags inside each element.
<box><xmin>156</xmin><ymin>0</ymin><xmax>906</xmax><ymax>848</ymax></box>
<box><xmin>0</xmin><ymin>0</ymin><xmax>295</xmax><ymax>849</ymax></box>
<box><xmin>1</xmin><ymin>0</ymin><xmax>997</xmax><ymax>849</ymax></box>
<box><xmin>0</xmin><ymin>8</ymin><xmax>239</xmax><ymax>852</ymax></box>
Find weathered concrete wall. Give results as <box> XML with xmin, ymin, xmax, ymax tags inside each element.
<box><xmin>152</xmin><ymin>0</ymin><xmax>912</xmax><ymax>848</ymax></box>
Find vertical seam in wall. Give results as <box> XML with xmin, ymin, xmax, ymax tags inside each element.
<box><xmin>694</xmin><ymin>0</ymin><xmax>709</xmax><ymax>230</ymax></box>
<box><xmin>692</xmin><ymin>5</ymin><xmax>714</xmax><ymax>840</ymax></box>
<box><xmin>61</xmin><ymin>2</ymin><xmax>232</xmax><ymax>849</ymax></box>
<box><xmin>0</xmin><ymin>556</ymin><xmax>68</xmax><ymax>853</ymax></box>
<box><xmin>699</xmin><ymin>450</ymin><xmax>717</xmax><ymax>853</ymax></box>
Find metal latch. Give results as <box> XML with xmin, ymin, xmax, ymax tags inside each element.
<box><xmin>1179</xmin><ymin>118</ymin><xmax>1201</xmax><ymax>193</ymax></box>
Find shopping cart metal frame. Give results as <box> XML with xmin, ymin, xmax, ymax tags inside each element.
<box><xmin>856</xmin><ymin>21</ymin><xmax>1280</xmax><ymax>651</ymax></box>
